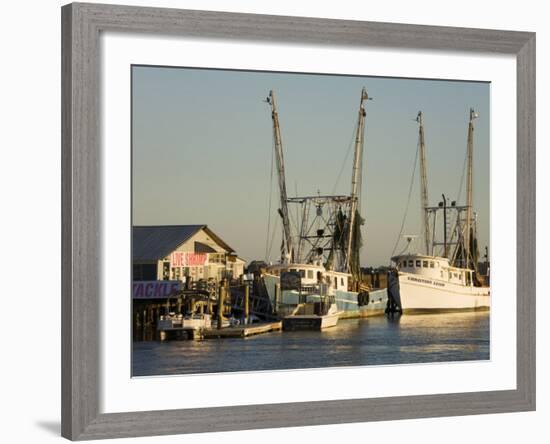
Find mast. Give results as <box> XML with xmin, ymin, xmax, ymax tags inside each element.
<box><xmin>417</xmin><ymin>111</ymin><xmax>430</xmax><ymax>255</ymax></box>
<box><xmin>345</xmin><ymin>87</ymin><xmax>369</xmax><ymax>273</ymax></box>
<box><xmin>442</xmin><ymin>194</ymin><xmax>448</xmax><ymax>258</ymax></box>
<box><xmin>266</xmin><ymin>90</ymin><xmax>293</xmax><ymax>263</ymax></box>
<box><xmin>465</xmin><ymin>108</ymin><xmax>478</xmax><ymax>270</ymax></box>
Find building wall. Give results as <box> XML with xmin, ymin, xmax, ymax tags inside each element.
<box><xmin>133</xmin><ymin>262</ymin><xmax>157</xmax><ymax>281</ymax></box>
<box><xmin>229</xmin><ymin>259</ymin><xmax>246</xmax><ymax>279</ymax></box>
<box><xmin>133</xmin><ymin>228</ymin><xmax>244</xmax><ymax>283</ymax></box>
<box><xmin>156</xmin><ymin>229</ymin><xmax>239</xmax><ymax>283</ymax></box>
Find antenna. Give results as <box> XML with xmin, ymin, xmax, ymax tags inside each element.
<box><xmin>403</xmin><ymin>234</ymin><xmax>418</xmax><ymax>253</ymax></box>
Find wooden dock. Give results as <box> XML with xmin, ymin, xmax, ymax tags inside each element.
<box><xmin>202</xmin><ymin>321</ymin><xmax>282</xmax><ymax>339</ymax></box>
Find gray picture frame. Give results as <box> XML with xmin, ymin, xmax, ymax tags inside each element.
<box><xmin>61</xmin><ymin>2</ymin><xmax>536</xmax><ymax>440</ymax></box>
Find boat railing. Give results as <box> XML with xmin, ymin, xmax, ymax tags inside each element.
<box><xmin>300</xmin><ymin>283</ymin><xmax>329</xmax><ymax>296</ymax></box>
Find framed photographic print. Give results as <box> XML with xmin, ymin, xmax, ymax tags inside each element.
<box><xmin>61</xmin><ymin>2</ymin><xmax>535</xmax><ymax>440</ymax></box>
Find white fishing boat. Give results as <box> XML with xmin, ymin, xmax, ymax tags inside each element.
<box><xmin>267</xmin><ymin>261</ymin><xmax>348</xmax><ymax>330</ymax></box>
<box><xmin>389</xmin><ymin>110</ymin><xmax>490</xmax><ymax>313</ymax></box>
<box><xmin>261</xmin><ymin>88</ymin><xmax>388</xmax><ymax>328</ymax></box>
<box><xmin>282</xmin><ymin>298</ymin><xmax>340</xmax><ymax>331</ymax></box>
<box><xmin>157</xmin><ymin>312</ymin><xmax>212</xmax><ymax>331</ymax></box>
<box><xmin>390</xmin><ymin>254</ymin><xmax>489</xmax><ymax>312</ymax></box>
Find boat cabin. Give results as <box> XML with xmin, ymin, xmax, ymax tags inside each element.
<box><xmin>392</xmin><ymin>254</ymin><xmax>475</xmax><ymax>286</ymax></box>
<box><xmin>267</xmin><ymin>263</ymin><xmax>350</xmax><ymax>292</ymax></box>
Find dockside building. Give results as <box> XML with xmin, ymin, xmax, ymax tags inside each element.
<box><xmin>132</xmin><ymin>225</ymin><xmax>245</xmax><ymax>283</ymax></box>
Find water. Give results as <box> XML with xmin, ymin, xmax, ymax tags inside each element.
<box><xmin>132</xmin><ymin>312</ymin><xmax>489</xmax><ymax>376</ymax></box>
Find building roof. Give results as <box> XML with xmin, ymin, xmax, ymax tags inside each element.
<box><xmin>133</xmin><ymin>225</ymin><xmax>235</xmax><ymax>261</ymax></box>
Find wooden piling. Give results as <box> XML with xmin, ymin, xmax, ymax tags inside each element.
<box><xmin>274</xmin><ymin>283</ymin><xmax>280</xmax><ymax>314</ymax></box>
<box><xmin>244</xmin><ymin>284</ymin><xmax>249</xmax><ymax>324</ymax></box>
<box><xmin>217</xmin><ymin>280</ymin><xmax>225</xmax><ymax>330</ymax></box>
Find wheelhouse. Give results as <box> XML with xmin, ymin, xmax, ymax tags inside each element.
<box><xmin>392</xmin><ymin>254</ymin><xmax>475</xmax><ymax>286</ymax></box>
<box><xmin>267</xmin><ymin>263</ymin><xmax>350</xmax><ymax>291</ymax></box>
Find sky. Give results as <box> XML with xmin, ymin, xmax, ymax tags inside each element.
<box><xmin>132</xmin><ymin>66</ymin><xmax>490</xmax><ymax>266</ymax></box>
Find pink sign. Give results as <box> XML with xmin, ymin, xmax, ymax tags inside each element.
<box><xmin>133</xmin><ymin>281</ymin><xmax>181</xmax><ymax>299</ymax></box>
<box><xmin>170</xmin><ymin>252</ymin><xmax>207</xmax><ymax>267</ymax></box>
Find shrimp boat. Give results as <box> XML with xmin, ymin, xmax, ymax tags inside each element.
<box><xmin>261</xmin><ymin>88</ymin><xmax>387</xmax><ymax>330</ymax></box>
<box><xmin>389</xmin><ymin>109</ymin><xmax>490</xmax><ymax>313</ymax></box>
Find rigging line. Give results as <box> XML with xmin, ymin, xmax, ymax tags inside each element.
<box><xmin>294</xmin><ymin>182</ymin><xmax>300</xmax><ymax>253</ymax></box>
<box><xmin>445</xmin><ymin>142</ymin><xmax>469</xmax><ymax>264</ymax></box>
<box><xmin>264</xmin><ymin>139</ymin><xmax>276</xmax><ymax>262</ymax></box>
<box><xmin>331</xmin><ymin>121</ymin><xmax>358</xmax><ymax>194</ymax></box>
<box><xmin>294</xmin><ymin>181</ymin><xmax>299</xmax><ymax>212</ymax></box>
<box><xmin>395</xmin><ymin>241</ymin><xmax>412</xmax><ymax>257</ymax></box>
<box><xmin>287</xmin><ymin>202</ymin><xmax>299</xmax><ymax>240</ymax></box>
<box><xmin>391</xmin><ymin>140</ymin><xmax>420</xmax><ymax>258</ymax></box>
<box><xmin>441</xmin><ymin>135</ymin><xmax>468</xmax><ymax>261</ymax></box>
<box><xmin>266</xmin><ymin>216</ymin><xmax>279</xmax><ymax>262</ymax></box>
<box><xmin>305</xmin><ymin>208</ymin><xmax>322</xmax><ymax>239</ymax></box>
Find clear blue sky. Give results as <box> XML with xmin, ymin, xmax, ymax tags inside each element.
<box><xmin>132</xmin><ymin>66</ymin><xmax>490</xmax><ymax>266</ymax></box>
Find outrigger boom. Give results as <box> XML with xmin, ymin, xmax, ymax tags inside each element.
<box><xmin>265</xmin><ymin>88</ymin><xmax>370</xmax><ymax>281</ymax></box>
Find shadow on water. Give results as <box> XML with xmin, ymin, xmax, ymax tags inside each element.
<box><xmin>132</xmin><ymin>312</ymin><xmax>490</xmax><ymax>377</ymax></box>
<box><xmin>385</xmin><ymin>312</ymin><xmax>402</xmax><ymax>325</ymax></box>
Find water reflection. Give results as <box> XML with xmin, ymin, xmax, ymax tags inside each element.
<box><xmin>132</xmin><ymin>312</ymin><xmax>489</xmax><ymax>377</ymax></box>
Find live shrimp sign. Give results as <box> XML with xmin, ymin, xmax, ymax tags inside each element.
<box><xmin>170</xmin><ymin>252</ymin><xmax>207</xmax><ymax>267</ymax></box>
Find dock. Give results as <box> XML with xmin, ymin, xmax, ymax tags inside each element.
<box><xmin>159</xmin><ymin>321</ymin><xmax>282</xmax><ymax>341</ymax></box>
<box><xmin>202</xmin><ymin>322</ymin><xmax>282</xmax><ymax>339</ymax></box>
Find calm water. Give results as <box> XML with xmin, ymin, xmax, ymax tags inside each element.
<box><xmin>132</xmin><ymin>312</ymin><xmax>489</xmax><ymax>376</ymax></box>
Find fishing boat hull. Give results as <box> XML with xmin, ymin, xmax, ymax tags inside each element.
<box><xmin>262</xmin><ymin>274</ymin><xmax>388</xmax><ymax>318</ymax></box>
<box><xmin>335</xmin><ymin>288</ymin><xmax>388</xmax><ymax>318</ymax></box>
<box><xmin>397</xmin><ymin>272</ymin><xmax>490</xmax><ymax>313</ymax></box>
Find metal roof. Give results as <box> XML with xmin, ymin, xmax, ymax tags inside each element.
<box><xmin>132</xmin><ymin>225</ymin><xmax>235</xmax><ymax>261</ymax></box>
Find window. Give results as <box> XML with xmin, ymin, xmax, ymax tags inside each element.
<box><xmin>402</xmin><ymin>261</ymin><xmax>407</xmax><ymax>267</ymax></box>
<box><xmin>307</xmin><ymin>270</ymin><xmax>313</xmax><ymax>279</ymax></box>
<box><xmin>341</xmin><ymin>277</ymin><xmax>344</xmax><ymax>286</ymax></box>
<box><xmin>208</xmin><ymin>253</ymin><xmax>225</xmax><ymax>264</ymax></box>
<box><xmin>299</xmin><ymin>269</ymin><xmax>305</xmax><ymax>278</ymax></box>
<box><xmin>423</xmin><ymin>260</ymin><xmax>428</xmax><ymax>268</ymax></box>
<box><xmin>334</xmin><ymin>277</ymin><xmax>338</xmax><ymax>288</ymax></box>
<box><xmin>416</xmin><ymin>260</ymin><xmax>421</xmax><ymax>267</ymax></box>
<box><xmin>408</xmin><ymin>260</ymin><xmax>414</xmax><ymax>267</ymax></box>
<box><xmin>430</xmin><ymin>261</ymin><xmax>435</xmax><ymax>268</ymax></box>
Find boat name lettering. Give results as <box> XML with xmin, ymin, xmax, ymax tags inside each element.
<box><xmin>407</xmin><ymin>276</ymin><xmax>445</xmax><ymax>287</ymax></box>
